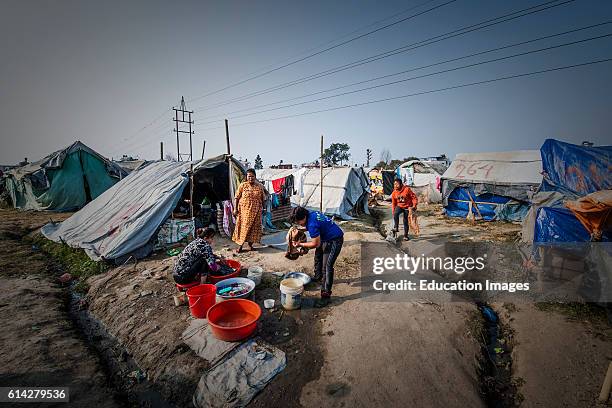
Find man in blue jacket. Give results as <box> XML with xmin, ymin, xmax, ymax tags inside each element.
<box><xmin>290</xmin><ymin>206</ymin><xmax>344</xmax><ymax>307</ymax></box>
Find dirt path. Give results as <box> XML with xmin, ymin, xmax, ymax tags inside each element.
<box><xmin>4</xmin><ymin>206</ymin><xmax>609</xmax><ymax>407</ymax></box>
<box><xmin>0</xmin><ymin>209</ymin><xmax>121</xmax><ymax>407</ymax></box>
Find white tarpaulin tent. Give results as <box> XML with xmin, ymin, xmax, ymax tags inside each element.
<box><xmin>441</xmin><ymin>150</ymin><xmax>542</xmax><ymax>221</ymax></box>
<box><xmin>395</xmin><ymin>160</ymin><xmax>442</xmax><ymax>203</ymax></box>
<box><xmin>41</xmin><ymin>155</ymin><xmax>244</xmax><ymax>261</ymax></box>
<box><xmin>258</xmin><ymin>167</ymin><xmax>369</xmax><ymax>219</ymax></box>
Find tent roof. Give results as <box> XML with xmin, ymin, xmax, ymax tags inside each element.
<box><xmin>442</xmin><ymin>149</ymin><xmax>542</xmax><ymax>185</ymax></box>
<box><xmin>7</xmin><ymin>140</ymin><xmax>126</xmax><ymax>180</ymax></box>
<box><xmin>41</xmin><ymin>155</ymin><xmax>242</xmax><ymax>261</ymax></box>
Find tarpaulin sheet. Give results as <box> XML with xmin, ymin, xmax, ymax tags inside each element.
<box><xmin>564</xmin><ymin>190</ymin><xmax>612</xmax><ymax>237</ymax></box>
<box><xmin>41</xmin><ymin>155</ymin><xmax>243</xmax><ymax>261</ymax></box>
<box><xmin>442</xmin><ymin>150</ymin><xmax>542</xmax><ymax>185</ymax></box>
<box><xmin>534</xmin><ymin>206</ymin><xmax>612</xmax><ymax>243</ymax></box>
<box><xmin>540</xmin><ymin>139</ymin><xmax>612</xmax><ymax>197</ymax></box>
<box><xmin>42</xmin><ymin>160</ymin><xmax>192</xmax><ymax>260</ymax></box>
<box><xmin>4</xmin><ymin>141</ymin><xmax>126</xmax><ymax>211</ymax></box>
<box><xmin>259</xmin><ymin>167</ymin><xmax>370</xmax><ymax>219</ymax></box>
<box><xmin>445</xmin><ymin>187</ymin><xmax>529</xmax><ymax>221</ymax></box>
<box><xmin>441</xmin><ymin>150</ymin><xmax>541</xmax><ymax>219</ymax></box>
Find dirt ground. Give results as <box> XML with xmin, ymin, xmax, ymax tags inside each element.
<box><xmin>1</xmin><ymin>204</ymin><xmax>610</xmax><ymax>407</ymax></box>
<box><xmin>0</xmin><ymin>209</ymin><xmax>121</xmax><ymax>407</ymax></box>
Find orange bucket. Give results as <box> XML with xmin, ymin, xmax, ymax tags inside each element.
<box><xmin>186</xmin><ymin>284</ymin><xmax>217</xmax><ymax>318</ymax></box>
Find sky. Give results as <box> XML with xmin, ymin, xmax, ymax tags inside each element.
<box><xmin>1</xmin><ymin>0</ymin><xmax>611</xmax><ymax>167</ymax></box>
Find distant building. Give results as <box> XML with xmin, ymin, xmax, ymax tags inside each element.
<box><xmin>271</xmin><ymin>164</ymin><xmax>293</xmax><ymax>169</ymax></box>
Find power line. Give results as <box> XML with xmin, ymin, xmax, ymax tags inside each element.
<box><xmin>186</xmin><ymin>0</ymin><xmax>457</xmax><ymax>104</ymax></box>
<box><xmin>199</xmin><ymin>21</ymin><xmax>611</xmax><ymax>122</ymax></box>
<box><xmin>201</xmin><ymin>33</ymin><xmax>612</xmax><ymax>123</ymax></box>
<box><xmin>197</xmin><ymin>57</ymin><xmax>611</xmax><ymax>131</ymax></box>
<box><xmin>194</xmin><ymin>0</ymin><xmax>575</xmax><ymax>112</ymax></box>
<box><xmin>113</xmin><ymin>0</ymin><xmax>445</xmax><ymax>154</ymax></box>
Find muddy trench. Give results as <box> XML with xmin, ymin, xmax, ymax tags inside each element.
<box><xmin>369</xmin><ymin>205</ymin><xmax>521</xmax><ymax>407</ymax></box>
<box><xmin>4</xmin><ymin>226</ymin><xmax>176</xmax><ymax>407</ymax></box>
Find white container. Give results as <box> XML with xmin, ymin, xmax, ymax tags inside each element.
<box><xmin>280</xmin><ymin>278</ymin><xmax>304</xmax><ymax>310</ymax></box>
<box><xmin>264</xmin><ymin>299</ymin><xmax>275</xmax><ymax>309</ymax></box>
<box><xmin>247</xmin><ymin>266</ymin><xmax>263</xmax><ymax>286</ymax></box>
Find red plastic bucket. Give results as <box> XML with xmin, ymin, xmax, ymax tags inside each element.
<box><xmin>186</xmin><ymin>284</ymin><xmax>217</xmax><ymax>318</ymax></box>
<box><xmin>207</xmin><ymin>299</ymin><xmax>261</xmax><ymax>341</ymax></box>
<box><xmin>208</xmin><ymin>259</ymin><xmax>241</xmax><ymax>284</ymax></box>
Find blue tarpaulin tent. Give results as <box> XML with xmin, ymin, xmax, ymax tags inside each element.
<box><xmin>526</xmin><ymin>139</ymin><xmax>612</xmax><ymax>243</ymax></box>
<box><xmin>540</xmin><ymin>138</ymin><xmax>612</xmax><ymax>198</ymax></box>
<box><xmin>441</xmin><ymin>150</ymin><xmax>542</xmax><ymax>221</ymax></box>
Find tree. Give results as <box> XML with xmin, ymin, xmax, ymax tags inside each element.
<box><xmin>366</xmin><ymin>148</ymin><xmax>372</xmax><ymax>167</ymax></box>
<box><xmin>164</xmin><ymin>153</ymin><xmax>177</xmax><ymax>161</ymax></box>
<box><xmin>254</xmin><ymin>154</ymin><xmax>263</xmax><ymax>169</ymax></box>
<box><xmin>380</xmin><ymin>149</ymin><xmax>392</xmax><ymax>166</ymax></box>
<box><xmin>323</xmin><ymin>143</ymin><xmax>350</xmax><ymax>166</ymax></box>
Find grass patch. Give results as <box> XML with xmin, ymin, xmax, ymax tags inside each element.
<box><xmin>535</xmin><ymin>302</ymin><xmax>608</xmax><ymax>324</ymax></box>
<box><xmin>29</xmin><ymin>233</ymin><xmax>108</xmax><ymax>293</ymax></box>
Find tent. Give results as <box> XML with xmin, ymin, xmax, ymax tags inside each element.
<box><xmin>395</xmin><ymin>160</ymin><xmax>442</xmax><ymax>203</ymax></box>
<box><xmin>258</xmin><ymin>167</ymin><xmax>370</xmax><ymax>219</ymax></box>
<box><xmin>4</xmin><ymin>141</ymin><xmax>127</xmax><ymax>211</ymax></box>
<box><xmin>41</xmin><ymin>155</ymin><xmax>244</xmax><ymax>261</ymax></box>
<box><xmin>441</xmin><ymin>150</ymin><xmax>542</xmax><ymax>221</ymax></box>
<box><xmin>522</xmin><ymin>139</ymin><xmax>611</xmax><ymax>243</ymax></box>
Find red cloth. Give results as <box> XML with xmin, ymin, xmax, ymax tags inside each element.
<box><xmin>272</xmin><ymin>177</ymin><xmax>285</xmax><ymax>194</ymax></box>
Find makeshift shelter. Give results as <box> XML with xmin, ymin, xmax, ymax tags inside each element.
<box><xmin>441</xmin><ymin>150</ymin><xmax>542</xmax><ymax>221</ymax></box>
<box><xmin>258</xmin><ymin>167</ymin><xmax>370</xmax><ymax>219</ymax></box>
<box><xmin>42</xmin><ymin>155</ymin><xmax>245</xmax><ymax>261</ymax></box>
<box><xmin>522</xmin><ymin>139</ymin><xmax>611</xmax><ymax>243</ymax></box>
<box><xmin>4</xmin><ymin>141</ymin><xmax>127</xmax><ymax>211</ymax></box>
<box><xmin>395</xmin><ymin>160</ymin><xmax>442</xmax><ymax>203</ymax></box>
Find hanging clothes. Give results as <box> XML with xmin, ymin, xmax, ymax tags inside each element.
<box><xmin>223</xmin><ymin>200</ymin><xmax>235</xmax><ymax>237</ymax></box>
<box><xmin>272</xmin><ymin>177</ymin><xmax>285</xmax><ymax>194</ymax></box>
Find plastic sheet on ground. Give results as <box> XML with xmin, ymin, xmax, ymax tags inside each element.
<box><xmin>193</xmin><ymin>338</ymin><xmax>286</xmax><ymax>408</ymax></box>
<box><xmin>181</xmin><ymin>319</ymin><xmax>240</xmax><ymax>366</ymax></box>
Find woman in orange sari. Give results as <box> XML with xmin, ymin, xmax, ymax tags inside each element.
<box><xmin>232</xmin><ymin>168</ymin><xmax>265</xmax><ymax>253</ymax></box>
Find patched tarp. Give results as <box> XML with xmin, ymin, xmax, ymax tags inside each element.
<box><xmin>41</xmin><ymin>155</ymin><xmax>243</xmax><ymax>261</ymax></box>
<box><xmin>441</xmin><ymin>150</ymin><xmax>542</xmax><ymax>221</ymax></box>
<box><xmin>258</xmin><ymin>167</ymin><xmax>370</xmax><ymax>219</ymax></box>
<box><xmin>540</xmin><ymin>139</ymin><xmax>612</xmax><ymax>198</ymax></box>
<box><xmin>534</xmin><ymin>207</ymin><xmax>611</xmax><ymax>243</ymax></box>
<box><xmin>4</xmin><ymin>141</ymin><xmax>127</xmax><ymax>211</ymax></box>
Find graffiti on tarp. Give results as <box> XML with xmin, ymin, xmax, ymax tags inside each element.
<box><xmin>454</xmin><ymin>162</ymin><xmax>495</xmax><ymax>179</ymax></box>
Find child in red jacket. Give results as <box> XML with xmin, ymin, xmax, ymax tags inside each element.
<box><xmin>391</xmin><ymin>178</ymin><xmax>418</xmax><ymax>240</ymax></box>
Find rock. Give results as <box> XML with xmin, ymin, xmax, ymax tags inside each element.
<box><xmin>140</xmin><ymin>290</ymin><xmax>153</xmax><ymax>297</ymax></box>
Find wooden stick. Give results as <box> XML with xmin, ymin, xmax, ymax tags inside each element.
<box><xmin>465</xmin><ymin>190</ymin><xmax>483</xmax><ymax>220</ymax></box>
<box><xmin>599</xmin><ymin>361</ymin><xmax>612</xmax><ymax>402</ymax></box>
<box><xmin>320</xmin><ymin>135</ymin><xmax>323</xmax><ymax>213</ymax></box>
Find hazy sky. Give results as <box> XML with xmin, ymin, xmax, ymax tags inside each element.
<box><xmin>1</xmin><ymin>0</ymin><xmax>611</xmax><ymax>166</ymax></box>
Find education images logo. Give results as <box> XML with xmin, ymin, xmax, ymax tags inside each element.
<box><xmin>370</xmin><ymin>253</ymin><xmax>530</xmax><ymax>293</ymax></box>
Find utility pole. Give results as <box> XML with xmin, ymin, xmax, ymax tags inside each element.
<box><xmin>160</xmin><ymin>142</ymin><xmax>164</xmax><ymax>160</ymax></box>
<box><xmin>225</xmin><ymin>119</ymin><xmax>231</xmax><ymax>155</ymax></box>
<box><xmin>201</xmin><ymin>140</ymin><xmax>206</xmax><ymax>160</ymax></box>
<box><xmin>366</xmin><ymin>148</ymin><xmax>372</xmax><ymax>167</ymax></box>
<box><xmin>320</xmin><ymin>135</ymin><xmax>324</xmax><ymax>213</ymax></box>
<box><xmin>173</xmin><ymin>96</ymin><xmax>194</xmax><ymax>161</ymax></box>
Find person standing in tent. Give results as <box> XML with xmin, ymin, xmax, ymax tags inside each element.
<box><xmin>391</xmin><ymin>178</ymin><xmax>418</xmax><ymax>241</ymax></box>
<box><xmin>290</xmin><ymin>206</ymin><xmax>344</xmax><ymax>307</ymax></box>
<box><xmin>232</xmin><ymin>168</ymin><xmax>265</xmax><ymax>253</ymax></box>
<box><xmin>173</xmin><ymin>227</ymin><xmax>224</xmax><ymax>284</ymax></box>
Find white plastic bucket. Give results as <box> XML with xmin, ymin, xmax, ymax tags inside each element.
<box><xmin>247</xmin><ymin>266</ymin><xmax>263</xmax><ymax>286</ymax></box>
<box><xmin>280</xmin><ymin>278</ymin><xmax>304</xmax><ymax>310</ymax></box>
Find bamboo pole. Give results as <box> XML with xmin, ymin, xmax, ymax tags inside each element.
<box><xmin>320</xmin><ymin>135</ymin><xmax>323</xmax><ymax>212</ymax></box>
